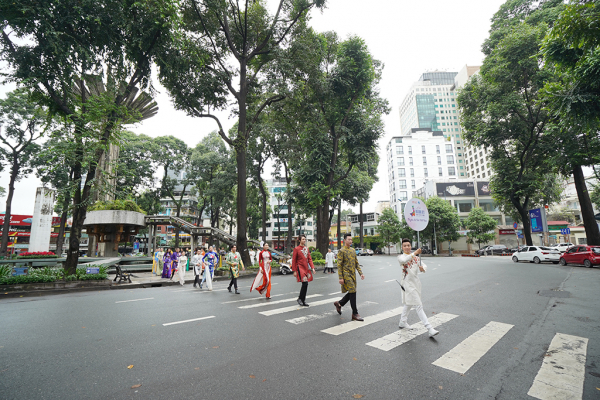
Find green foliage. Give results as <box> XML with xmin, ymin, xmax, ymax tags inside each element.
<box><xmin>0</xmin><ymin>265</ymin><xmax>11</xmax><ymax>277</ymax></box>
<box><xmin>312</xmin><ymin>259</ymin><xmax>326</xmax><ymax>266</ymax></box>
<box><xmin>88</xmin><ymin>199</ymin><xmax>145</xmax><ymax>214</ymax></box>
<box><xmin>464</xmin><ymin>207</ymin><xmax>497</xmax><ymax>248</ymax></box>
<box><xmin>376</xmin><ymin>208</ymin><xmax>402</xmax><ymax>252</ymax></box>
<box><xmin>422</xmin><ymin>197</ymin><xmax>461</xmax><ymax>249</ymax></box>
<box><xmin>310</xmin><ymin>250</ymin><xmax>323</xmax><ymax>260</ymax></box>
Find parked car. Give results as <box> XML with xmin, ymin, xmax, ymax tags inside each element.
<box><xmin>475</xmin><ymin>245</ymin><xmax>509</xmax><ymax>255</ymax></box>
<box><xmin>355</xmin><ymin>248</ymin><xmax>363</xmax><ymax>256</ymax></box>
<box><xmin>559</xmin><ymin>245</ymin><xmax>600</xmax><ymax>268</ymax></box>
<box><xmin>511</xmin><ymin>246</ymin><xmax>561</xmax><ymax>264</ymax></box>
<box><xmin>366</xmin><ymin>249</ymin><xmax>374</xmax><ymax>256</ymax></box>
<box><xmin>550</xmin><ymin>243</ymin><xmax>575</xmax><ymax>253</ymax></box>
<box><xmin>357</xmin><ymin>248</ymin><xmax>369</xmax><ymax>256</ymax></box>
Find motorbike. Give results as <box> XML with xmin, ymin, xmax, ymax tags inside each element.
<box><xmin>279</xmin><ymin>259</ymin><xmax>292</xmax><ymax>275</ymax></box>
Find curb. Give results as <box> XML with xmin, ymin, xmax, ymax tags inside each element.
<box><xmin>461</xmin><ymin>254</ymin><xmax>481</xmax><ymax>257</ymax></box>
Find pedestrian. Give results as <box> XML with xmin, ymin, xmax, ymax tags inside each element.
<box><xmin>249</xmin><ymin>248</ymin><xmax>256</xmax><ymax>265</ymax></box>
<box><xmin>226</xmin><ymin>245</ymin><xmax>244</xmax><ymax>294</ymax></box>
<box><xmin>153</xmin><ymin>247</ymin><xmax>164</xmax><ymax>275</ymax></box>
<box><xmin>397</xmin><ymin>238</ymin><xmax>438</xmax><ymax>337</ymax></box>
<box><xmin>291</xmin><ymin>234</ymin><xmax>315</xmax><ymax>306</ymax></box>
<box><xmin>200</xmin><ymin>245</ymin><xmax>219</xmax><ymax>290</ymax></box>
<box><xmin>162</xmin><ymin>248</ymin><xmax>173</xmax><ymax>278</ymax></box>
<box><xmin>219</xmin><ymin>247</ymin><xmax>226</xmax><ymax>269</ymax></box>
<box><xmin>170</xmin><ymin>248</ymin><xmax>180</xmax><ymax>281</ymax></box>
<box><xmin>333</xmin><ymin>233</ymin><xmax>365</xmax><ymax>321</ymax></box>
<box><xmin>251</xmin><ymin>243</ymin><xmax>272</xmax><ymax>299</ymax></box>
<box><xmin>192</xmin><ymin>249</ymin><xmax>203</xmax><ymax>288</ymax></box>
<box><xmin>325</xmin><ymin>248</ymin><xmax>335</xmax><ymax>273</ymax></box>
<box><xmin>177</xmin><ymin>250</ymin><xmax>187</xmax><ymax>285</ymax></box>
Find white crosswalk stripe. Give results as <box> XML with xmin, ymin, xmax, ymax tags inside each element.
<box><xmin>432</xmin><ymin>321</ymin><xmax>513</xmax><ymax>373</ymax></box>
<box><xmin>527</xmin><ymin>332</ymin><xmax>588</xmax><ymax>400</ymax></box>
<box><xmin>259</xmin><ymin>297</ymin><xmax>340</xmax><ymax>316</ymax></box>
<box><xmin>322</xmin><ymin>307</ymin><xmax>405</xmax><ymax>336</ymax></box>
<box><xmin>365</xmin><ymin>313</ymin><xmax>458</xmax><ymax>351</ymax></box>
<box><xmin>239</xmin><ymin>294</ymin><xmax>322</xmax><ymax>309</ymax></box>
<box><xmin>285</xmin><ymin>301</ymin><xmax>379</xmax><ymax>325</ymax></box>
<box><xmin>222</xmin><ymin>292</ymin><xmax>294</xmax><ymax>304</ymax></box>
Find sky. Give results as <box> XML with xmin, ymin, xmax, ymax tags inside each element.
<box><xmin>0</xmin><ymin>0</ymin><xmax>507</xmax><ymax>216</ymax></box>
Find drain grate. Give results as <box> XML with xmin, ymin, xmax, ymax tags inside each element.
<box><xmin>538</xmin><ymin>289</ymin><xmax>571</xmax><ymax>298</ymax></box>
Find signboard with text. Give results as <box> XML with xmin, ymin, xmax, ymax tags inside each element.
<box><xmin>499</xmin><ymin>229</ymin><xmax>516</xmax><ymax>235</ymax></box>
<box><xmin>476</xmin><ymin>182</ymin><xmax>491</xmax><ymax>196</ymax></box>
<box><xmin>403</xmin><ymin>198</ymin><xmax>429</xmax><ymax>232</ymax></box>
<box><xmin>529</xmin><ymin>208</ymin><xmax>545</xmax><ymax>233</ymax></box>
<box><xmin>436</xmin><ymin>182</ymin><xmax>475</xmax><ymax>197</ymax></box>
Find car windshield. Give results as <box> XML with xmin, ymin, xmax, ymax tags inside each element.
<box><xmin>539</xmin><ymin>247</ymin><xmax>554</xmax><ymax>251</ymax></box>
<box><xmin>592</xmin><ymin>247</ymin><xmax>600</xmax><ymax>254</ymax></box>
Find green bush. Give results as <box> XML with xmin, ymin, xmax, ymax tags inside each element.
<box><xmin>88</xmin><ymin>199</ymin><xmax>146</xmax><ymax>214</ymax></box>
<box><xmin>312</xmin><ymin>259</ymin><xmax>326</xmax><ymax>265</ymax></box>
<box><xmin>0</xmin><ymin>264</ymin><xmax>109</xmax><ymax>285</ymax></box>
<box><xmin>309</xmin><ymin>246</ymin><xmax>316</xmax><ymax>252</ymax></box>
<box><xmin>311</xmin><ymin>250</ymin><xmax>323</xmax><ymax>260</ymax></box>
<box><xmin>0</xmin><ymin>265</ymin><xmax>11</xmax><ymax>278</ymax></box>
<box><xmin>0</xmin><ymin>275</ymin><xmax>57</xmax><ymax>285</ymax></box>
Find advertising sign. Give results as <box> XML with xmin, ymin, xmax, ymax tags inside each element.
<box><xmin>86</xmin><ymin>267</ymin><xmax>100</xmax><ymax>274</ymax></box>
<box><xmin>499</xmin><ymin>229</ymin><xmax>516</xmax><ymax>235</ymax></box>
<box><xmin>0</xmin><ymin>214</ymin><xmax>61</xmax><ymax>226</ymax></box>
<box><xmin>403</xmin><ymin>198</ymin><xmax>429</xmax><ymax>231</ymax></box>
<box><xmin>12</xmin><ymin>267</ymin><xmax>29</xmax><ymax>276</ymax></box>
<box><xmin>529</xmin><ymin>208</ymin><xmax>544</xmax><ymax>233</ymax></box>
<box><xmin>436</xmin><ymin>182</ymin><xmax>475</xmax><ymax>197</ymax></box>
<box><xmin>476</xmin><ymin>182</ymin><xmax>491</xmax><ymax>196</ymax></box>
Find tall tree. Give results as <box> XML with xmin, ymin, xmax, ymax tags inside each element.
<box><xmin>458</xmin><ymin>0</ymin><xmax>565</xmax><ymax>245</ymax></box>
<box><xmin>283</xmin><ymin>31</ymin><xmax>389</xmax><ymax>255</ymax></box>
<box><xmin>0</xmin><ymin>89</ymin><xmax>45</xmax><ymax>257</ymax></box>
<box><xmin>114</xmin><ymin>132</ymin><xmax>158</xmax><ymax>200</ymax></box>
<box><xmin>157</xmin><ymin>0</ymin><xmax>325</xmax><ymax>266</ymax></box>
<box><xmin>376</xmin><ymin>207</ymin><xmax>402</xmax><ymax>255</ymax></box>
<box><xmin>1</xmin><ymin>0</ymin><xmax>177</xmax><ymax>273</ymax></box>
<box><xmin>464</xmin><ymin>207</ymin><xmax>497</xmax><ymax>249</ymax></box>
<box><xmin>541</xmin><ymin>0</ymin><xmax>600</xmax><ymax>245</ymax></box>
<box><xmin>422</xmin><ymin>197</ymin><xmax>461</xmax><ymax>254</ymax></box>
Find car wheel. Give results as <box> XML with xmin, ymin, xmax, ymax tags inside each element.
<box><xmin>512</xmin><ymin>256</ymin><xmax>518</xmax><ymax>263</ymax></box>
<box><xmin>559</xmin><ymin>258</ymin><xmax>567</xmax><ymax>266</ymax></box>
<box><xmin>533</xmin><ymin>256</ymin><xmax>541</xmax><ymax>264</ymax></box>
<box><xmin>584</xmin><ymin>259</ymin><xmax>592</xmax><ymax>268</ymax></box>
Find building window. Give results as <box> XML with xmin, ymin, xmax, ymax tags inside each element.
<box><xmin>398</xmin><ymin>168</ymin><xmax>405</xmax><ymax>177</ymax></box>
<box><xmin>421</xmin><ymin>145</ymin><xmax>426</xmax><ymax>154</ymax></box>
<box><xmin>448</xmin><ymin>166</ymin><xmax>456</xmax><ymax>176</ymax></box>
<box><xmin>446</xmin><ymin>144</ymin><xmax>453</xmax><ymax>153</ymax></box>
<box><xmin>456</xmin><ymin>201</ymin><xmax>474</xmax><ymax>213</ymax></box>
<box><xmin>424</xmin><ymin>168</ymin><xmax>428</xmax><ymax>177</ymax></box>
<box><xmin>411</xmin><ymin>180</ymin><xmax>416</xmax><ymax>189</ymax></box>
<box><xmin>423</xmin><ymin>157</ymin><xmax>427</xmax><ymax>165</ymax></box>
<box><xmin>400</xmin><ymin>191</ymin><xmax>408</xmax><ymax>201</ymax></box>
<box><xmin>479</xmin><ymin>200</ymin><xmax>498</xmax><ymax>212</ymax></box>
<box><xmin>398</xmin><ymin>157</ymin><xmax>404</xmax><ymax>166</ymax></box>
<box><xmin>395</xmin><ymin>138</ymin><xmax>402</xmax><ymax>143</ymax></box>
<box><xmin>438</xmin><ymin>167</ymin><xmax>443</xmax><ymax>176</ymax></box>
<box><xmin>399</xmin><ymin>180</ymin><xmax>407</xmax><ymax>189</ymax></box>
<box><xmin>437</xmin><ymin>156</ymin><xmax>442</xmax><ymax>165</ymax></box>
<box><xmin>409</xmin><ymin>157</ymin><xmax>413</xmax><ymax>166</ymax></box>
<box><xmin>436</xmin><ymin>145</ymin><xmax>440</xmax><ymax>154</ymax></box>
<box><xmin>447</xmin><ymin>155</ymin><xmax>454</xmax><ymax>164</ymax></box>
<box><xmin>396</xmin><ymin>146</ymin><xmax>403</xmax><ymax>155</ymax></box>
<box><xmin>408</xmin><ymin>146</ymin><xmax>412</xmax><ymax>155</ymax></box>
<box><xmin>410</xmin><ymin>168</ymin><xmax>414</xmax><ymax>177</ymax></box>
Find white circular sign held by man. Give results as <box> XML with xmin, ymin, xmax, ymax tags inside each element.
<box><xmin>403</xmin><ymin>198</ymin><xmax>429</xmax><ymax>232</ymax></box>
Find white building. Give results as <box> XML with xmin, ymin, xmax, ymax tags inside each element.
<box><xmin>263</xmin><ymin>178</ymin><xmax>315</xmax><ymax>251</ymax></box>
<box><xmin>386</xmin><ymin>129</ymin><xmax>458</xmax><ymax>217</ymax></box>
<box><xmin>348</xmin><ymin>211</ymin><xmax>381</xmax><ymax>238</ymax></box>
<box><xmin>399</xmin><ymin>71</ymin><xmax>466</xmax><ymax>173</ymax></box>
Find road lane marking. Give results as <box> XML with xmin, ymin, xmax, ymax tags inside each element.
<box><xmin>286</xmin><ymin>302</ymin><xmax>378</xmax><ymax>325</ymax></box>
<box><xmin>259</xmin><ymin>297</ymin><xmax>339</xmax><ymax>316</ymax></box>
<box><xmin>115</xmin><ymin>297</ymin><xmax>154</xmax><ymax>303</ymax></box>
<box><xmin>384</xmin><ymin>279</ymin><xmax>395</xmax><ymax>283</ymax></box>
<box><xmin>222</xmin><ymin>292</ymin><xmax>293</xmax><ymax>304</ymax></box>
<box><xmin>241</xmin><ymin>294</ymin><xmax>322</xmax><ymax>309</ymax></box>
<box><xmin>366</xmin><ymin>313</ymin><xmax>458</xmax><ymax>350</ymax></box>
<box><xmin>163</xmin><ymin>316</ymin><xmax>215</xmax><ymax>326</ymax></box>
<box><xmin>432</xmin><ymin>321</ymin><xmax>513</xmax><ymax>373</ymax></box>
<box><xmin>329</xmin><ymin>292</ymin><xmax>340</xmax><ymax>296</ymax></box>
<box><xmin>527</xmin><ymin>333</ymin><xmax>588</xmax><ymax>400</ymax></box>
<box><xmin>322</xmin><ymin>307</ymin><xmax>405</xmax><ymax>336</ymax></box>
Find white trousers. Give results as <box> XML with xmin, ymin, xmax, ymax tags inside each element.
<box><xmin>178</xmin><ymin>268</ymin><xmax>185</xmax><ymax>285</ymax></box>
<box><xmin>400</xmin><ymin>304</ymin><xmax>431</xmax><ymax>329</ymax></box>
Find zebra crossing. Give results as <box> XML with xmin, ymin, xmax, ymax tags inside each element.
<box><xmin>231</xmin><ymin>290</ymin><xmax>591</xmax><ymax>399</ymax></box>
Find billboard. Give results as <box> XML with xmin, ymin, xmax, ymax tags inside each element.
<box><xmin>476</xmin><ymin>182</ymin><xmax>491</xmax><ymax>196</ymax></box>
<box><xmin>0</xmin><ymin>214</ymin><xmax>61</xmax><ymax>226</ymax></box>
<box><xmin>436</xmin><ymin>182</ymin><xmax>475</xmax><ymax>197</ymax></box>
<box><xmin>529</xmin><ymin>208</ymin><xmax>546</xmax><ymax>233</ymax></box>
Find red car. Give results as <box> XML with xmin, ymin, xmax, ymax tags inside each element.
<box><xmin>559</xmin><ymin>245</ymin><xmax>600</xmax><ymax>268</ymax></box>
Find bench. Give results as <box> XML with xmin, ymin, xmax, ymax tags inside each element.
<box><xmin>113</xmin><ymin>265</ymin><xmax>132</xmax><ymax>284</ymax></box>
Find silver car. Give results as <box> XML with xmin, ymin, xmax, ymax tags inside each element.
<box><xmin>512</xmin><ymin>246</ymin><xmax>561</xmax><ymax>264</ymax></box>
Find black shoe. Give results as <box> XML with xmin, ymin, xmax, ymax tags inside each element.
<box><xmin>297</xmin><ymin>298</ymin><xmax>303</xmax><ymax>306</ymax></box>
<box><xmin>228</xmin><ymin>286</ymin><xmax>232</xmax><ymax>293</ymax></box>
<box><xmin>302</xmin><ymin>301</ymin><xmax>309</xmax><ymax>307</ymax></box>
<box><xmin>235</xmin><ymin>289</ymin><xmax>240</xmax><ymax>294</ymax></box>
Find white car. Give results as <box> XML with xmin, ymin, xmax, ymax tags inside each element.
<box><xmin>551</xmin><ymin>243</ymin><xmax>574</xmax><ymax>253</ymax></box>
<box><xmin>512</xmin><ymin>246</ymin><xmax>561</xmax><ymax>264</ymax></box>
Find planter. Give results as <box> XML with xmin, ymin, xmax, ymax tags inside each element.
<box><xmin>1</xmin><ymin>279</ymin><xmax>112</xmax><ymax>292</ymax></box>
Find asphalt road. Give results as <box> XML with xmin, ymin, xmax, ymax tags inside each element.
<box><xmin>1</xmin><ymin>255</ymin><xmax>599</xmax><ymax>400</ymax></box>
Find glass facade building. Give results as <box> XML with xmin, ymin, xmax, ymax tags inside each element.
<box><xmin>415</xmin><ymin>94</ymin><xmax>438</xmax><ymax>131</ymax></box>
<box><xmin>418</xmin><ymin>71</ymin><xmax>457</xmax><ymax>86</ymax></box>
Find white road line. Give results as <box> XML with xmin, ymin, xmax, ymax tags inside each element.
<box><xmin>259</xmin><ymin>297</ymin><xmax>339</xmax><ymax>316</ymax></box>
<box><xmin>384</xmin><ymin>279</ymin><xmax>395</xmax><ymax>283</ymax></box>
<box><xmin>322</xmin><ymin>307</ymin><xmax>405</xmax><ymax>336</ymax></box>
<box><xmin>115</xmin><ymin>297</ymin><xmax>154</xmax><ymax>303</ymax></box>
<box><xmin>527</xmin><ymin>333</ymin><xmax>588</xmax><ymax>400</ymax></box>
<box><xmin>162</xmin><ymin>316</ymin><xmax>215</xmax><ymax>326</ymax></box>
<box><xmin>329</xmin><ymin>292</ymin><xmax>340</xmax><ymax>296</ymax></box>
<box><xmin>171</xmin><ymin>288</ymin><xmax>196</xmax><ymax>292</ymax></box>
<box><xmin>286</xmin><ymin>301</ymin><xmax>378</xmax><ymax>325</ymax></box>
<box><xmin>313</xmin><ymin>277</ymin><xmax>328</xmax><ymax>280</ymax></box>
<box><xmin>366</xmin><ymin>313</ymin><xmax>458</xmax><ymax>350</ymax></box>
<box><xmin>222</xmin><ymin>292</ymin><xmax>293</xmax><ymax>304</ymax></box>
<box><xmin>239</xmin><ymin>294</ymin><xmax>322</xmax><ymax>309</ymax></box>
<box><xmin>432</xmin><ymin>321</ymin><xmax>513</xmax><ymax>373</ymax></box>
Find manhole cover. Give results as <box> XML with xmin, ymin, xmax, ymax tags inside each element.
<box><xmin>538</xmin><ymin>290</ymin><xmax>571</xmax><ymax>298</ymax></box>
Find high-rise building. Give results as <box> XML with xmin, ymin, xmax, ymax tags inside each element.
<box><xmin>399</xmin><ymin>71</ymin><xmax>466</xmax><ymax>176</ymax></box>
<box><xmin>386</xmin><ymin>128</ymin><xmax>458</xmax><ymax>216</ymax></box>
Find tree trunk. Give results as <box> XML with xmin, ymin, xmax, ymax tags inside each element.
<box><xmin>573</xmin><ymin>164</ymin><xmax>600</xmax><ymax>245</ymax></box>
<box><xmin>337</xmin><ymin>199</ymin><xmax>341</xmax><ymax>250</ymax></box>
<box><xmin>0</xmin><ymin>158</ymin><xmax>19</xmax><ymax>258</ymax></box>
<box><xmin>286</xmin><ymin>199</ymin><xmax>293</xmax><ymax>254</ymax></box>
<box><xmin>359</xmin><ymin>202</ymin><xmax>364</xmax><ymax>248</ymax></box>
<box><xmin>258</xmin><ymin>173</ymin><xmax>267</xmax><ymax>242</ymax></box>
<box><xmin>55</xmin><ymin>193</ymin><xmax>71</xmax><ymax>256</ymax></box>
<box><xmin>175</xmin><ymin>205</ymin><xmax>181</xmax><ymax>248</ymax></box>
<box><xmin>316</xmin><ymin>201</ymin><xmax>330</xmax><ymax>256</ymax></box>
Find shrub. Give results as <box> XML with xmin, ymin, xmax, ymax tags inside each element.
<box><xmin>88</xmin><ymin>199</ymin><xmax>145</xmax><ymax>214</ymax></box>
<box><xmin>308</xmin><ymin>246</ymin><xmax>316</xmax><ymax>252</ymax></box>
<box><xmin>16</xmin><ymin>251</ymin><xmax>58</xmax><ymax>259</ymax></box>
<box><xmin>312</xmin><ymin>259</ymin><xmax>326</xmax><ymax>265</ymax></box>
<box><xmin>0</xmin><ymin>265</ymin><xmax>11</xmax><ymax>278</ymax></box>
<box><xmin>311</xmin><ymin>250</ymin><xmax>323</xmax><ymax>260</ymax></box>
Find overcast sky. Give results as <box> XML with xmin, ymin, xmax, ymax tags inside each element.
<box><xmin>1</xmin><ymin>0</ymin><xmax>506</xmax><ymax>215</ymax></box>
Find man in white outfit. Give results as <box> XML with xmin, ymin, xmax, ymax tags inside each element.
<box><xmin>325</xmin><ymin>248</ymin><xmax>335</xmax><ymax>273</ymax></box>
<box><xmin>397</xmin><ymin>238</ymin><xmax>439</xmax><ymax>337</ymax></box>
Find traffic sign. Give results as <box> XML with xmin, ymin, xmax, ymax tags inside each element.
<box><xmin>513</xmin><ymin>222</ymin><xmax>518</xmax><ymax>229</ymax></box>
<box><xmin>560</xmin><ymin>228</ymin><xmax>571</xmax><ymax>235</ymax></box>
